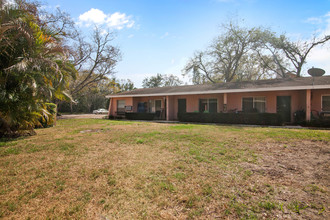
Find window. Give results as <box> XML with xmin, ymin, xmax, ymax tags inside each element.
<box><xmin>242</xmin><ymin>97</ymin><xmax>266</xmax><ymax>113</ymax></box>
<box><xmin>117</xmin><ymin>100</ymin><xmax>126</xmax><ymax>113</ymax></box>
<box><xmin>322</xmin><ymin>95</ymin><xmax>330</xmax><ymax>111</ymax></box>
<box><xmin>199</xmin><ymin>99</ymin><xmax>217</xmax><ymax>113</ymax></box>
<box><xmin>242</xmin><ymin>97</ymin><xmax>253</xmax><ymax>112</ymax></box>
<box><xmin>137</xmin><ymin>102</ymin><xmax>147</xmax><ymax>112</ymax></box>
<box><xmin>148</xmin><ymin>100</ymin><xmax>162</xmax><ymax>113</ymax></box>
<box><xmin>155</xmin><ymin>100</ymin><xmax>162</xmax><ymax>111</ymax></box>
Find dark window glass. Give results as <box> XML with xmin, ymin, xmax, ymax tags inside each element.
<box><xmin>138</xmin><ymin>102</ymin><xmax>147</xmax><ymax>112</ymax></box>
<box><xmin>209</xmin><ymin>99</ymin><xmax>217</xmax><ymax>113</ymax></box>
<box><xmin>322</xmin><ymin>96</ymin><xmax>330</xmax><ymax>111</ymax></box>
<box><xmin>242</xmin><ymin>98</ymin><xmax>253</xmax><ymax>112</ymax></box>
<box><xmin>199</xmin><ymin>99</ymin><xmax>217</xmax><ymax>113</ymax></box>
<box><xmin>199</xmin><ymin>99</ymin><xmax>208</xmax><ymax>112</ymax></box>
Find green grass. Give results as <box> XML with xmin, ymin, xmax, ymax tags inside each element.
<box><xmin>0</xmin><ymin>119</ymin><xmax>329</xmax><ymax>219</ymax></box>
<box><xmin>0</xmin><ymin>146</ymin><xmax>21</xmax><ymax>156</ymax></box>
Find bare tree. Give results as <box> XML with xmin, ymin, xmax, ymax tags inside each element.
<box><xmin>184</xmin><ymin>20</ymin><xmax>330</xmax><ymax>83</ymax></box>
<box><xmin>70</xmin><ymin>27</ymin><xmax>121</xmax><ymax>95</ymax></box>
<box><xmin>40</xmin><ymin>7</ymin><xmax>78</xmax><ymax>39</ymax></box>
<box><xmin>253</xmin><ymin>30</ymin><xmax>290</xmax><ymax>78</ymax></box>
<box><xmin>183</xmin><ymin>22</ymin><xmax>267</xmax><ymax>84</ymax></box>
<box><xmin>270</xmin><ymin>35</ymin><xmax>330</xmax><ymax>77</ymax></box>
<box><xmin>163</xmin><ymin>74</ymin><xmax>183</xmax><ymax>86</ymax></box>
<box><xmin>183</xmin><ymin>51</ymin><xmax>212</xmax><ymax>84</ymax></box>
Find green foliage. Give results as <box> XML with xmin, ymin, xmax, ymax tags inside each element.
<box><xmin>142</xmin><ymin>73</ymin><xmax>164</xmax><ymax>88</ymax></box>
<box><xmin>142</xmin><ymin>73</ymin><xmax>183</xmax><ymax>88</ymax></box>
<box><xmin>258</xmin><ymin>201</ymin><xmax>276</xmax><ymax>210</ymax></box>
<box><xmin>287</xmin><ymin>201</ymin><xmax>308</xmax><ymax>214</ymax></box>
<box><xmin>0</xmin><ymin>0</ymin><xmax>76</xmax><ymax>137</ymax></box>
<box><xmin>38</xmin><ymin>103</ymin><xmax>57</xmax><ymax>128</ymax></box>
<box><xmin>58</xmin><ymin>77</ymin><xmax>134</xmax><ymax>113</ymax></box>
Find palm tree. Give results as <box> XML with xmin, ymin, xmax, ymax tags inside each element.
<box><xmin>0</xmin><ymin>0</ymin><xmax>76</xmax><ymax>137</ymax></box>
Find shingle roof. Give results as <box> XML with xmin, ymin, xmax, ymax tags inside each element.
<box><xmin>107</xmin><ymin>76</ymin><xmax>330</xmax><ymax>98</ymax></box>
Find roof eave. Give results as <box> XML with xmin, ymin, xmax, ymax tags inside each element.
<box><xmin>106</xmin><ymin>85</ymin><xmax>330</xmax><ymax>98</ymax></box>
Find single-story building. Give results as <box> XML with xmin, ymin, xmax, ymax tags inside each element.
<box><xmin>106</xmin><ymin>76</ymin><xmax>330</xmax><ymax>124</ymax></box>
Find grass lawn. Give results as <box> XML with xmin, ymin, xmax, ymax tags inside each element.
<box><xmin>0</xmin><ymin>119</ymin><xmax>329</xmax><ymax>219</ymax></box>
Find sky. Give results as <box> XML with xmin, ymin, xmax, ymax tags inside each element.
<box><xmin>43</xmin><ymin>0</ymin><xmax>330</xmax><ymax>87</ymax></box>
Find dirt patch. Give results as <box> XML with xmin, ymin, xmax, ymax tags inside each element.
<box><xmin>248</xmin><ymin>140</ymin><xmax>329</xmax><ymax>185</ymax></box>
<box><xmin>79</xmin><ymin>129</ymin><xmax>102</xmax><ymax>133</ymax></box>
<box><xmin>242</xmin><ymin>140</ymin><xmax>329</xmax><ymax>219</ymax></box>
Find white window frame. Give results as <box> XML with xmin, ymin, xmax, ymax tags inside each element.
<box><xmin>242</xmin><ymin>96</ymin><xmax>266</xmax><ymax>113</ymax></box>
<box><xmin>199</xmin><ymin>98</ymin><xmax>218</xmax><ymax>113</ymax></box>
<box><xmin>117</xmin><ymin>100</ymin><xmax>126</xmax><ymax>112</ymax></box>
<box><xmin>148</xmin><ymin>99</ymin><xmax>162</xmax><ymax>113</ymax></box>
<box><xmin>321</xmin><ymin>94</ymin><xmax>330</xmax><ymax>111</ymax></box>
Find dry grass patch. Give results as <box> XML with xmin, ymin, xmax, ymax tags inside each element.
<box><xmin>0</xmin><ymin>119</ymin><xmax>329</xmax><ymax>219</ymax></box>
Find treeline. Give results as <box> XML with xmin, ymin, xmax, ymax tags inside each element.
<box><xmin>58</xmin><ymin>78</ymin><xmax>134</xmax><ymax>113</ymax></box>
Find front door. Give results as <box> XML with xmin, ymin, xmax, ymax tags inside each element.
<box><xmin>277</xmin><ymin>96</ymin><xmax>291</xmax><ymax>122</ymax></box>
<box><xmin>178</xmin><ymin>99</ymin><xmax>186</xmax><ymax>118</ymax></box>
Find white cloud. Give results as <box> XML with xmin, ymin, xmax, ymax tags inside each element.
<box><xmin>306</xmin><ymin>12</ymin><xmax>330</xmax><ymax>75</ymax></box>
<box><xmin>305</xmin><ymin>13</ymin><xmax>330</xmax><ymax>35</ymax></box>
<box><xmin>322</xmin><ymin>13</ymin><xmax>330</xmax><ymax>35</ymax></box>
<box><xmin>79</xmin><ymin>8</ymin><xmax>107</xmax><ymax>25</ymax></box>
<box><xmin>78</xmin><ymin>8</ymin><xmax>134</xmax><ymax>30</ymax></box>
<box><xmin>160</xmin><ymin>32</ymin><xmax>169</xmax><ymax>39</ymax></box>
<box><xmin>305</xmin><ymin>17</ymin><xmax>323</xmax><ymax>25</ymax></box>
<box><xmin>307</xmin><ymin>45</ymin><xmax>330</xmax><ymax>75</ymax></box>
<box><xmin>128</xmin><ymin>34</ymin><xmax>134</xmax><ymax>38</ymax></box>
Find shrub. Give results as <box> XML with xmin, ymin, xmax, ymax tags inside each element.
<box><xmin>178</xmin><ymin>112</ymin><xmax>283</xmax><ymax>126</ymax></box>
<box><xmin>125</xmin><ymin>112</ymin><xmax>156</xmax><ymax>120</ymax></box>
<box><xmin>299</xmin><ymin>119</ymin><xmax>330</xmax><ymax>128</ymax></box>
<box><xmin>293</xmin><ymin>110</ymin><xmax>305</xmax><ymax>124</ymax></box>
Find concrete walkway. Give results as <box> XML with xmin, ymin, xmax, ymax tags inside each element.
<box><xmin>57</xmin><ymin>114</ymin><xmax>107</xmax><ymax>119</ymax></box>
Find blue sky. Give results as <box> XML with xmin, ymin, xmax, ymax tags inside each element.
<box><xmin>45</xmin><ymin>0</ymin><xmax>330</xmax><ymax>87</ymax></box>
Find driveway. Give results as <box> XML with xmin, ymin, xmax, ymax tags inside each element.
<box><xmin>57</xmin><ymin>114</ymin><xmax>107</xmax><ymax>119</ymax></box>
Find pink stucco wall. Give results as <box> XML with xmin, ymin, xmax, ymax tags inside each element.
<box><xmin>311</xmin><ymin>89</ymin><xmax>330</xmax><ymax>112</ymax></box>
<box><xmin>169</xmin><ymin>91</ymin><xmax>306</xmax><ymax>120</ymax></box>
<box><xmin>108</xmin><ymin>88</ymin><xmax>330</xmax><ymax>121</ymax></box>
<box><xmin>108</xmin><ymin>97</ymin><xmax>133</xmax><ymax>116</ymax></box>
<box><xmin>226</xmin><ymin>90</ymin><xmax>306</xmax><ymax>113</ymax></box>
<box><xmin>170</xmin><ymin>94</ymin><xmax>223</xmax><ymax>120</ymax></box>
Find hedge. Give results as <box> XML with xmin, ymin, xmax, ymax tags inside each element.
<box><xmin>297</xmin><ymin>119</ymin><xmax>330</xmax><ymax>128</ymax></box>
<box><xmin>125</xmin><ymin>112</ymin><xmax>157</xmax><ymax>120</ymax></box>
<box><xmin>178</xmin><ymin>112</ymin><xmax>283</xmax><ymax>126</ymax></box>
